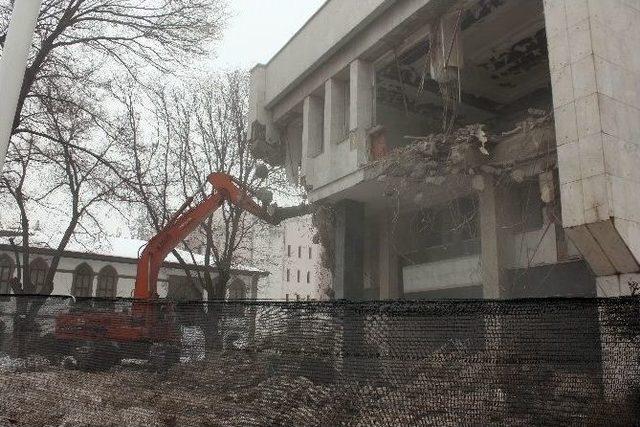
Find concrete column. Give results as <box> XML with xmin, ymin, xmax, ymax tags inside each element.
<box><xmin>333</xmin><ymin>200</ymin><xmax>365</xmax><ymax>300</ymax></box>
<box><xmin>378</xmin><ymin>211</ymin><xmax>400</xmax><ymax>300</ymax></box>
<box><xmin>0</xmin><ymin>0</ymin><xmax>42</xmax><ymax>172</ymax></box>
<box><xmin>248</xmin><ymin>65</ymin><xmax>267</xmax><ymax>126</ymax></box>
<box><xmin>349</xmin><ymin>59</ymin><xmax>374</xmax><ymax>131</ymax></box>
<box><xmin>478</xmin><ymin>176</ymin><xmax>510</xmax><ymax>299</ymax></box>
<box><xmin>546</xmin><ymin>0</ymin><xmax>640</xmax><ymax>276</ymax></box>
<box><xmin>248</xmin><ymin>65</ymin><xmax>278</xmax><ymax>141</ymax></box>
<box><xmin>283</xmin><ymin>118</ymin><xmax>303</xmax><ymax>183</ymax></box>
<box><xmin>332</xmin><ymin>200</ymin><xmax>370</xmax><ymax>380</ymax></box>
<box><xmin>324</xmin><ymin>78</ymin><xmax>348</xmax><ymax>145</ymax></box>
<box><xmin>302</xmin><ymin>95</ymin><xmax>324</xmax><ymax>160</ymax></box>
<box><xmin>301</xmin><ymin>95</ymin><xmax>324</xmax><ymax>183</ymax></box>
<box><xmin>249</xmin><ymin>276</ymin><xmax>259</xmax><ymax>300</ymax></box>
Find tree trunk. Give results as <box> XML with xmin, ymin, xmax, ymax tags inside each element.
<box><xmin>204</xmin><ymin>270</ymin><xmax>230</xmax><ymax>353</ymax></box>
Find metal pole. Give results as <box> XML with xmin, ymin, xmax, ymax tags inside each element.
<box><xmin>0</xmin><ymin>0</ymin><xmax>42</xmax><ymax>172</ymax></box>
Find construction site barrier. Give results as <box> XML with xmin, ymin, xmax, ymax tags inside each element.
<box><xmin>0</xmin><ymin>296</ymin><xmax>639</xmax><ymax>425</ymax></box>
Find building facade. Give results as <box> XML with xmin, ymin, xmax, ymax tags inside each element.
<box><xmin>0</xmin><ymin>236</ymin><xmax>267</xmax><ymax>301</ymax></box>
<box><xmin>249</xmin><ymin>0</ymin><xmax>640</xmax><ymax>300</ymax></box>
<box><xmin>181</xmin><ymin>210</ymin><xmax>330</xmax><ymax>300</ymax></box>
<box><xmin>281</xmin><ymin>215</ymin><xmax>331</xmax><ymax>301</ymax></box>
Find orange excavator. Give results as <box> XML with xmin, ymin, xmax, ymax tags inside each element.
<box><xmin>54</xmin><ymin>173</ymin><xmax>280</xmax><ymax>370</ymax></box>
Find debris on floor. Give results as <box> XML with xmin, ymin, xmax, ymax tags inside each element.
<box><xmin>376</xmin><ymin>109</ymin><xmax>554</xmax><ymax>188</ymax></box>
<box><xmin>2</xmin><ymin>344</ymin><xmax>632</xmax><ymax>427</ymax></box>
<box><xmin>0</xmin><ymin>348</ymin><xmax>506</xmax><ymax>426</ymax></box>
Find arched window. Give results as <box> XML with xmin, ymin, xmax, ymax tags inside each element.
<box><xmin>0</xmin><ymin>254</ymin><xmax>14</xmax><ymax>299</ymax></box>
<box><xmin>72</xmin><ymin>263</ymin><xmax>94</xmax><ymax>298</ymax></box>
<box><xmin>228</xmin><ymin>280</ymin><xmax>247</xmax><ymax>300</ymax></box>
<box><xmin>29</xmin><ymin>257</ymin><xmax>49</xmax><ymax>294</ymax></box>
<box><xmin>96</xmin><ymin>266</ymin><xmax>118</xmax><ymax>299</ymax></box>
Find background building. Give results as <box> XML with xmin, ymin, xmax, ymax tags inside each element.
<box><xmin>281</xmin><ymin>215</ymin><xmax>330</xmax><ymax>301</ymax></box>
<box><xmin>183</xmin><ymin>212</ymin><xmax>331</xmax><ymax>301</ymax></box>
<box><xmin>0</xmin><ymin>235</ymin><xmax>266</xmax><ymax>301</ymax></box>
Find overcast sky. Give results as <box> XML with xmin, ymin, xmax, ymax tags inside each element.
<box><xmin>5</xmin><ymin>1</ymin><xmax>327</xmax><ymax>239</ymax></box>
<box><xmin>211</xmin><ymin>0</ymin><xmax>326</xmax><ymax>69</ymax></box>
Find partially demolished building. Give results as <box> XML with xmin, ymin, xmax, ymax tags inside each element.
<box><xmin>249</xmin><ymin>0</ymin><xmax>640</xmax><ymax>300</ymax></box>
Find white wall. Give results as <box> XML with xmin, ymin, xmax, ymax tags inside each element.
<box><xmin>402</xmin><ymin>255</ymin><xmax>482</xmax><ymax>294</ymax></box>
<box><xmin>247</xmin><ymin>222</ymin><xmax>285</xmax><ymax>300</ymax></box>
<box><xmin>547</xmin><ymin>0</ymin><xmax>640</xmax><ymax>275</ymax></box>
<box><xmin>262</xmin><ymin>0</ymin><xmax>392</xmax><ymax>104</ymax></box>
<box><xmin>281</xmin><ymin>215</ymin><xmax>330</xmax><ymax>300</ymax></box>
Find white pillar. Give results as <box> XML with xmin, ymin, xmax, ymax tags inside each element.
<box><xmin>302</xmin><ymin>95</ymin><xmax>324</xmax><ymax>159</ymax></box>
<box><xmin>0</xmin><ymin>0</ymin><xmax>42</xmax><ymax>172</ymax></box>
<box><xmin>349</xmin><ymin>59</ymin><xmax>374</xmax><ymax>131</ymax></box>
<box><xmin>546</xmin><ymin>0</ymin><xmax>640</xmax><ymax>276</ymax></box>
<box><xmin>324</xmin><ymin>78</ymin><xmax>347</xmax><ymax>145</ymax></box>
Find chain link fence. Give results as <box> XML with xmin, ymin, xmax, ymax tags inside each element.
<box><xmin>0</xmin><ymin>296</ymin><xmax>639</xmax><ymax>425</ymax></box>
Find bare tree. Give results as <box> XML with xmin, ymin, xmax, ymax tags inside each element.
<box><xmin>113</xmin><ymin>84</ymin><xmax>203</xmax><ymax>284</ymax></box>
<box><xmin>1</xmin><ymin>0</ymin><xmax>227</xmax><ymax>136</ymax></box>
<box><xmin>120</xmin><ymin>71</ymin><xmax>309</xmax><ymax>349</ymax></box>
<box><xmin>1</xmin><ymin>91</ymin><xmax>128</xmax><ymax>355</ymax></box>
<box><xmin>0</xmin><ymin>0</ymin><xmax>227</xmax><ymax>282</ymax></box>
<box><xmin>177</xmin><ymin>72</ymin><xmax>313</xmax><ymax>295</ymax></box>
<box><xmin>0</xmin><ymin>0</ymin><xmax>227</xmax><ymax>351</ymax></box>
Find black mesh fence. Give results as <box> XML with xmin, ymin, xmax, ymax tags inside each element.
<box><xmin>0</xmin><ymin>296</ymin><xmax>639</xmax><ymax>425</ymax></box>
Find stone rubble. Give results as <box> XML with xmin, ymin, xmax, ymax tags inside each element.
<box><xmin>376</xmin><ymin>110</ymin><xmax>554</xmax><ymax>187</ymax></box>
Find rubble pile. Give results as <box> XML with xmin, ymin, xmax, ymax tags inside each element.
<box><xmin>377</xmin><ymin>109</ymin><xmax>554</xmax><ymax>186</ymax></box>
<box><xmin>379</xmin><ymin>124</ymin><xmax>488</xmax><ymax>184</ymax></box>
<box><xmin>0</xmin><ymin>347</ymin><xmax>510</xmax><ymax>426</ymax></box>
<box><xmin>0</xmin><ymin>351</ymin><xmax>359</xmax><ymax>427</ymax></box>
<box><xmin>352</xmin><ymin>344</ymin><xmax>512</xmax><ymax>426</ymax></box>
<box><xmin>0</xmin><ymin>335</ymin><xmax>633</xmax><ymax>426</ymax></box>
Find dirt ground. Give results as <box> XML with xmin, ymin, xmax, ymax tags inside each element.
<box><xmin>0</xmin><ymin>349</ymin><xmax>635</xmax><ymax>426</ymax></box>
<box><xmin>0</xmin><ymin>351</ymin><xmax>370</xmax><ymax>427</ymax></box>
<box><xmin>0</xmin><ymin>349</ymin><xmax>505</xmax><ymax>426</ymax></box>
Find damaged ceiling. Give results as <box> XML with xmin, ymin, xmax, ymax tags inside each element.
<box><xmin>377</xmin><ymin>0</ymin><xmax>549</xmax><ymax>120</ymax></box>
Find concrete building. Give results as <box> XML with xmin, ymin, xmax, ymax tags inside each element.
<box><xmin>0</xmin><ymin>235</ymin><xmax>267</xmax><ymax>301</ymax></box>
<box><xmin>249</xmin><ymin>0</ymin><xmax>640</xmax><ymax>300</ymax></box>
<box><xmin>243</xmin><ymin>220</ymin><xmax>286</xmax><ymax>300</ymax></box>
<box><xmin>239</xmin><ymin>215</ymin><xmax>331</xmax><ymax>300</ymax></box>
<box><xmin>281</xmin><ymin>215</ymin><xmax>331</xmax><ymax>301</ymax></box>
<box><xmin>181</xmin><ymin>213</ymin><xmax>330</xmax><ymax>301</ymax></box>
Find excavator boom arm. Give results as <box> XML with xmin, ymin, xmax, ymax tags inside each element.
<box><xmin>133</xmin><ymin>173</ymin><xmax>277</xmax><ymax>300</ymax></box>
